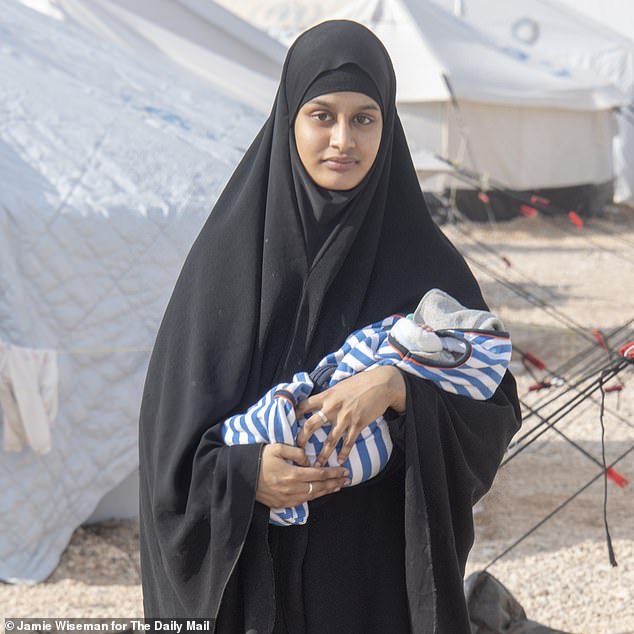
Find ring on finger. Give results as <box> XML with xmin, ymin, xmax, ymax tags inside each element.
<box><xmin>316</xmin><ymin>409</ymin><xmax>329</xmax><ymax>424</ymax></box>
<box><xmin>307</xmin><ymin>481</ymin><xmax>314</xmax><ymax>497</ymax></box>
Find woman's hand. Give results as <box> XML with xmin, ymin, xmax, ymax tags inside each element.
<box><xmin>295</xmin><ymin>365</ymin><xmax>406</xmax><ymax>467</ymax></box>
<box><xmin>255</xmin><ymin>443</ymin><xmax>349</xmax><ymax>508</ymax></box>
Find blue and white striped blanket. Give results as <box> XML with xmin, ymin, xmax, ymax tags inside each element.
<box><xmin>222</xmin><ymin>300</ymin><xmax>512</xmax><ymax>525</ymax></box>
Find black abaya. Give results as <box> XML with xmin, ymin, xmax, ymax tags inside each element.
<box><xmin>138</xmin><ymin>19</ymin><xmax>521</xmax><ymax>634</ymax></box>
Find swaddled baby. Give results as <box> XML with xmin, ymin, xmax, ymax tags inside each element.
<box><xmin>221</xmin><ymin>288</ymin><xmax>512</xmax><ymax>525</ymax></box>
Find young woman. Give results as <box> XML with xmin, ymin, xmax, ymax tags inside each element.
<box><xmin>138</xmin><ymin>19</ymin><xmax>521</xmax><ymax>634</ymax></box>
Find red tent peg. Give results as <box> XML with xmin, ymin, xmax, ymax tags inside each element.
<box><xmin>523</xmin><ymin>351</ymin><xmax>546</xmax><ymax>370</ymax></box>
<box><xmin>593</xmin><ymin>329</ymin><xmax>608</xmax><ymax>351</ymax></box>
<box><xmin>519</xmin><ymin>204</ymin><xmax>538</xmax><ymax>218</ymax></box>
<box><xmin>606</xmin><ymin>468</ymin><xmax>629</xmax><ymax>488</ymax></box>
<box><xmin>619</xmin><ymin>341</ymin><xmax>634</xmax><ymax>359</ymax></box>
<box><xmin>604</xmin><ymin>385</ymin><xmax>624</xmax><ymax>393</ymax></box>
<box><xmin>478</xmin><ymin>191</ymin><xmax>490</xmax><ymax>203</ymax></box>
<box><xmin>528</xmin><ymin>381</ymin><xmax>551</xmax><ymax>391</ymax></box>
<box><xmin>568</xmin><ymin>210</ymin><xmax>584</xmax><ymax>229</ymax></box>
<box><xmin>530</xmin><ymin>195</ymin><xmax>550</xmax><ymax>206</ymax></box>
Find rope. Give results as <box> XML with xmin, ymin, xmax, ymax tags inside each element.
<box><xmin>517</xmin><ymin>399</ymin><xmax>628</xmax><ymax>487</ymax></box>
<box><xmin>462</xmin><ymin>252</ymin><xmax>597</xmax><ymax>344</ymax></box>
<box><xmin>450</xmin><ymin>222</ymin><xmax>561</xmax><ymax>301</ymax></box>
<box><xmin>544</xmin><ymin>320</ymin><xmax>634</xmax><ymax>385</ymax></box>
<box><xmin>485</xmin><ymin>348</ymin><xmax>634</xmax><ymax>570</ymax></box>
<box><xmin>503</xmin><ymin>359</ymin><xmax>630</xmax><ymax>464</ymax></box>
<box><xmin>483</xmin><ymin>443</ymin><xmax>634</xmax><ymax>571</ymax></box>
<box><xmin>599</xmin><ymin>371</ymin><xmax>618</xmax><ymax>566</ymax></box>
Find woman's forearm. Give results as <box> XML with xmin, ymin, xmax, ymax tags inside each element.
<box><xmin>382</xmin><ymin>366</ymin><xmax>406</xmax><ymax>414</ymax></box>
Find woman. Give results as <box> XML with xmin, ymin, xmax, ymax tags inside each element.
<box><xmin>139</xmin><ymin>19</ymin><xmax>521</xmax><ymax>634</ymax></box>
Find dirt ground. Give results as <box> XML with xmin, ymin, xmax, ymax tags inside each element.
<box><xmin>1</xmin><ymin>208</ymin><xmax>633</xmax><ymax>633</ymax></box>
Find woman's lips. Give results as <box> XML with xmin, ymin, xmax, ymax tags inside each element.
<box><xmin>323</xmin><ymin>158</ymin><xmax>357</xmax><ymax>171</ymax></box>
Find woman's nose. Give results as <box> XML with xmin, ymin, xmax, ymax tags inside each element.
<box><xmin>330</xmin><ymin>120</ymin><xmax>354</xmax><ymax>152</ymax></box>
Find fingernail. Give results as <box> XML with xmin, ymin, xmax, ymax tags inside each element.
<box><xmin>343</xmin><ymin>469</ymin><xmax>350</xmax><ymax>477</ymax></box>
<box><xmin>344</xmin><ymin>478</ymin><xmax>351</xmax><ymax>486</ymax></box>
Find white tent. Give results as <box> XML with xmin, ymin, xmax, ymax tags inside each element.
<box><xmin>333</xmin><ymin>0</ymin><xmax>625</xmax><ymax>218</ymax></box>
<box><xmin>431</xmin><ymin>0</ymin><xmax>634</xmax><ymax>205</ymax></box>
<box><xmin>23</xmin><ymin>0</ymin><xmax>286</xmax><ymax>112</ymax></box>
<box><xmin>557</xmin><ymin>0</ymin><xmax>634</xmax><ymax>43</ymax></box>
<box><xmin>0</xmin><ymin>0</ymin><xmax>263</xmax><ymax>583</ymax></box>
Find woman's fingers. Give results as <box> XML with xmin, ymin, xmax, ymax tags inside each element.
<box><xmin>297</xmin><ymin>464</ymin><xmax>348</xmax><ymax>483</ymax></box>
<box><xmin>314</xmin><ymin>421</ymin><xmax>348</xmax><ymax>466</ymax></box>
<box><xmin>296</xmin><ymin>405</ymin><xmax>329</xmax><ymax>448</ymax></box>
<box><xmin>294</xmin><ymin>464</ymin><xmax>348</xmax><ymax>503</ymax></box>
<box><xmin>296</xmin><ymin>403</ymin><xmax>356</xmax><ymax>465</ymax></box>
<box><xmin>256</xmin><ymin>444</ymin><xmax>348</xmax><ymax>508</ymax></box>
<box><xmin>315</xmin><ymin>422</ymin><xmax>365</xmax><ymax>467</ymax></box>
<box><xmin>295</xmin><ymin>394</ymin><xmax>321</xmax><ymax>419</ymax></box>
<box><xmin>336</xmin><ymin>433</ymin><xmax>359</xmax><ymax>465</ymax></box>
<box><xmin>274</xmin><ymin>442</ymin><xmax>308</xmax><ymax>466</ymax></box>
<box><xmin>303</xmin><ymin>475</ymin><xmax>345</xmax><ymax>501</ymax></box>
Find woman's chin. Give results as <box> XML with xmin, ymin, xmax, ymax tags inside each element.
<box><xmin>316</xmin><ymin>172</ymin><xmax>363</xmax><ymax>191</ymax></box>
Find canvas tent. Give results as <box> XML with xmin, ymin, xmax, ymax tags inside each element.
<box><xmin>431</xmin><ymin>0</ymin><xmax>634</xmax><ymax>207</ymax></box>
<box><xmin>558</xmin><ymin>0</ymin><xmax>634</xmax><ymax>43</ymax></box>
<box><xmin>0</xmin><ymin>0</ymin><xmax>263</xmax><ymax>583</ymax></box>
<box><xmin>330</xmin><ymin>0</ymin><xmax>626</xmax><ymax>220</ymax></box>
<box><xmin>29</xmin><ymin>0</ymin><xmax>286</xmax><ymax>112</ymax></box>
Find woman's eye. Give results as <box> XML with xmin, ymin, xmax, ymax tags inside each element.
<box><xmin>312</xmin><ymin>112</ymin><xmax>332</xmax><ymax>122</ymax></box>
<box><xmin>355</xmin><ymin>114</ymin><xmax>373</xmax><ymax>125</ymax></box>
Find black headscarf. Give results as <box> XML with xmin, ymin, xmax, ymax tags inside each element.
<box><xmin>139</xmin><ymin>19</ymin><xmax>521</xmax><ymax>630</ymax></box>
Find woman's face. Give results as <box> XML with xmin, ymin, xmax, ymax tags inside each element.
<box><xmin>294</xmin><ymin>91</ymin><xmax>383</xmax><ymax>191</ymax></box>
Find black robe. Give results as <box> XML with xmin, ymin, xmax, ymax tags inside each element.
<box><xmin>138</xmin><ymin>19</ymin><xmax>521</xmax><ymax>634</ymax></box>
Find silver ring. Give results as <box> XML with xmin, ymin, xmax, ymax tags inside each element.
<box><xmin>307</xmin><ymin>482</ymin><xmax>314</xmax><ymax>497</ymax></box>
<box><xmin>316</xmin><ymin>410</ymin><xmax>329</xmax><ymax>424</ymax></box>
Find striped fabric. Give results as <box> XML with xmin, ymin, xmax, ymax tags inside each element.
<box><xmin>221</xmin><ymin>315</ymin><xmax>511</xmax><ymax>526</ymax></box>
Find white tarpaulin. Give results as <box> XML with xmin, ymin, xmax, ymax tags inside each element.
<box><xmin>332</xmin><ymin>0</ymin><xmax>625</xmax><ymax>193</ymax></box>
<box><xmin>0</xmin><ymin>0</ymin><xmax>263</xmax><ymax>583</ymax></box>
<box><xmin>557</xmin><ymin>0</ymin><xmax>634</xmax><ymax>43</ymax></box>
<box><xmin>21</xmin><ymin>0</ymin><xmax>286</xmax><ymax>112</ymax></box>
<box><xmin>431</xmin><ymin>0</ymin><xmax>634</xmax><ymax>204</ymax></box>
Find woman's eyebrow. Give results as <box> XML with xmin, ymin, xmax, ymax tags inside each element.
<box><xmin>308</xmin><ymin>99</ymin><xmax>380</xmax><ymax>111</ymax></box>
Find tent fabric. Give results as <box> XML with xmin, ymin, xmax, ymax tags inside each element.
<box><xmin>331</xmin><ymin>0</ymin><xmax>623</xmax><ymax>198</ymax></box>
<box><xmin>0</xmin><ymin>0</ymin><xmax>262</xmax><ymax>583</ymax></box>
<box><xmin>335</xmin><ymin>0</ymin><xmax>625</xmax><ymax>110</ymax></box>
<box><xmin>41</xmin><ymin>0</ymin><xmax>286</xmax><ymax>112</ymax></box>
<box><xmin>557</xmin><ymin>0</ymin><xmax>634</xmax><ymax>43</ymax></box>
<box><xmin>431</xmin><ymin>0</ymin><xmax>634</xmax><ymax>204</ymax></box>
<box><xmin>444</xmin><ymin>102</ymin><xmax>616</xmax><ymax>189</ymax></box>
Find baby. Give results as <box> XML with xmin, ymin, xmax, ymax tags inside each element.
<box><xmin>221</xmin><ymin>288</ymin><xmax>511</xmax><ymax>525</ymax></box>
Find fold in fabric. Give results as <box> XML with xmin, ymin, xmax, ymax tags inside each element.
<box><xmin>0</xmin><ymin>340</ymin><xmax>58</xmax><ymax>454</ymax></box>
<box><xmin>401</xmin><ymin>371</ymin><xmax>521</xmax><ymax>633</ymax></box>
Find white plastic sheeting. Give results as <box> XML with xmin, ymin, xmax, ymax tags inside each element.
<box><xmin>334</xmin><ymin>0</ymin><xmax>624</xmax><ymax>192</ymax></box>
<box><xmin>0</xmin><ymin>0</ymin><xmax>263</xmax><ymax>583</ymax></box>
<box><xmin>17</xmin><ymin>0</ymin><xmax>286</xmax><ymax>112</ymax></box>
<box><xmin>432</xmin><ymin>0</ymin><xmax>634</xmax><ymax>203</ymax></box>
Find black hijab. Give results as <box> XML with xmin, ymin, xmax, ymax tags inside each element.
<box><xmin>138</xmin><ymin>19</ymin><xmax>520</xmax><ymax>629</ymax></box>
